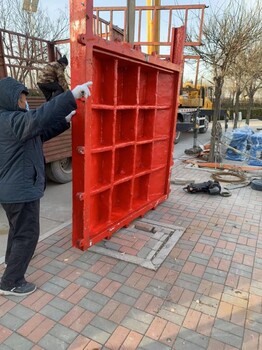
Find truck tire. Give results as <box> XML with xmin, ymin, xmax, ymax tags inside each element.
<box><xmin>174</xmin><ymin>131</ymin><xmax>181</xmax><ymax>144</ymax></box>
<box><xmin>46</xmin><ymin>157</ymin><xmax>72</xmax><ymax>184</ymax></box>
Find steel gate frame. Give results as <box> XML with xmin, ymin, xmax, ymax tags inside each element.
<box><xmin>70</xmin><ymin>1</ymin><xmax>185</xmax><ymax>250</ymax></box>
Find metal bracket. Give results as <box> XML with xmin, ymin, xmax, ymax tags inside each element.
<box><xmin>76</xmin><ymin>192</ymin><xmax>84</xmax><ymax>201</ymax></box>
<box><xmin>77</xmin><ymin>146</ymin><xmax>85</xmax><ymax>155</ymax></box>
<box><xmin>77</xmin><ymin>34</ymin><xmax>86</xmax><ymax>45</ymax></box>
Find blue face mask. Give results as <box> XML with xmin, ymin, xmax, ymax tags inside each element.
<box><xmin>25</xmin><ymin>101</ymin><xmax>30</xmax><ymax>111</ymax></box>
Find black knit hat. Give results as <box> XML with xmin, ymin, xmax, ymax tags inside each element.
<box><xmin>57</xmin><ymin>55</ymin><xmax>68</xmax><ymax>66</ymax></box>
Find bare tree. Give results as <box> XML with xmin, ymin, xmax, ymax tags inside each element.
<box><xmin>0</xmin><ymin>0</ymin><xmax>69</xmax><ymax>89</ymax></box>
<box><xmin>192</xmin><ymin>1</ymin><xmax>262</xmax><ymax>161</ymax></box>
<box><xmin>227</xmin><ymin>51</ymin><xmax>249</xmax><ymax>129</ymax></box>
<box><xmin>0</xmin><ymin>0</ymin><xmax>69</xmax><ymax>40</ymax></box>
<box><xmin>243</xmin><ymin>45</ymin><xmax>262</xmax><ymax>124</ymax></box>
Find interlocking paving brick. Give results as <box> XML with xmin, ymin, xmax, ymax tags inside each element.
<box><xmin>1</xmin><ymin>159</ymin><xmax>261</xmax><ymax>349</ymax></box>
<box><xmin>85</xmin><ymin>290</ymin><xmax>110</xmax><ymax>307</ymax></box>
<box><xmin>188</xmin><ymin>252</ymin><xmax>210</xmax><ymax>266</ymax></box>
<box><xmin>191</xmin><ymin>295</ymin><xmax>219</xmax><ymax>317</ymax></box>
<box><xmin>24</xmin><ymin>318</ymin><xmax>55</xmax><ymax>343</ymax></box>
<box><xmin>107</xmin><ymin>271</ymin><xmax>128</xmax><ymax>283</ymax></box>
<box><xmin>0</xmin><ymin>313</ymin><xmax>25</xmax><ymax>332</ymax></box>
<box><xmin>242</xmin><ymin>328</ymin><xmax>260</xmax><ymax>350</ymax></box>
<box><xmin>78</xmin><ymin>298</ymin><xmax>105</xmax><ymax>314</ymax></box>
<box><xmin>49</xmin><ymin>296</ymin><xmax>74</xmax><ymax>313</ymax></box>
<box><xmin>119</xmin><ymin>285</ymin><xmax>141</xmax><ymax>299</ymax></box>
<box><xmin>176</xmin><ymin>327</ymin><xmax>210</xmax><ymax>349</ymax></box>
<box><xmin>38</xmin><ymin>333</ymin><xmax>69</xmax><ymax>350</ymax></box>
<box><xmin>139</xmin><ymin>335</ymin><xmax>172</xmax><ymax>350</ymax></box>
<box><xmin>74</xmin><ymin>276</ymin><xmax>97</xmax><ymax>290</ymax></box>
<box><xmin>121</xmin><ymin>316</ymin><xmax>150</xmax><ymax>334</ymax></box>
<box><xmin>175</xmin><ymin>273</ymin><xmax>200</xmax><ymax>292</ymax></box>
<box><xmin>145</xmin><ymin>316</ymin><xmax>167</xmax><ymax>340</ymax></box>
<box><xmin>127</xmin><ymin>308</ymin><xmax>155</xmax><ymax>326</ymax></box>
<box><xmin>112</xmin><ymin>291</ymin><xmax>137</xmax><ymax>306</ymax></box>
<box><xmin>144</xmin><ymin>284</ymin><xmax>170</xmax><ymax>298</ymax></box>
<box><xmin>109</xmin><ymin>303</ymin><xmax>131</xmax><ymax>324</ymax></box>
<box><xmin>49</xmin><ymin>324</ymin><xmax>78</xmax><ymax>344</ymax></box>
<box><xmin>197</xmin><ymin>313</ymin><xmax>215</xmax><ymax>337</ymax></box>
<box><xmin>157</xmin><ymin>308</ymin><xmax>185</xmax><ymax>326</ymax></box>
<box><xmin>41</xmin><ymin>263</ymin><xmax>64</xmax><ymax>275</ymax></box>
<box><xmin>111</xmin><ymin>261</ymin><xmax>129</xmax><ymax>274</ymax></box>
<box><xmin>39</xmin><ymin>304</ymin><xmax>66</xmax><ymax>322</ymax></box>
<box><xmin>4</xmin><ymin>332</ymin><xmax>34</xmax><ymax>350</ymax></box>
<box><xmin>71</xmin><ymin>259</ymin><xmax>92</xmax><ymax>271</ymax></box>
<box><xmin>8</xmin><ymin>304</ymin><xmax>35</xmax><ymax>321</ymax></box>
<box><xmin>211</xmin><ymin>326</ymin><xmax>243</xmax><ymax>348</ymax></box>
<box><xmin>81</xmin><ymin>270</ymin><xmax>104</xmax><ymax>282</ymax></box>
<box><xmin>229</xmin><ymin>263</ymin><xmax>253</xmax><ymax>279</ymax></box>
<box><xmin>203</xmin><ymin>271</ymin><xmax>227</xmax><ymax>284</ymax></box>
<box><xmin>246</xmin><ymin>310</ymin><xmax>262</xmax><ymax>333</ymax></box>
<box><xmin>40</xmin><ymin>281</ymin><xmax>65</xmax><ymax>296</ymax></box>
<box><xmin>213</xmin><ymin>248</ymin><xmax>234</xmax><ymax>260</ymax></box>
<box><xmin>0</xmin><ymin>324</ymin><xmax>12</xmax><ymax>343</ymax></box>
<box><xmin>82</xmin><ymin>323</ymin><xmax>110</xmax><ymax>344</ymax></box>
<box><xmin>250</xmin><ymin>280</ymin><xmax>262</xmax><ymax>297</ymax></box>
<box><xmin>70</xmin><ymin>310</ymin><xmax>95</xmax><ymax>333</ymax></box>
<box><xmin>149</xmin><ymin>278</ymin><xmax>173</xmax><ymax>293</ymax></box>
<box><xmin>48</xmin><ymin>276</ymin><xmax>71</xmax><ymax>289</ymax></box>
<box><xmin>215</xmin><ymin>319</ymin><xmax>244</xmax><ymax>337</ymax></box>
<box><xmin>105</xmin><ymin>325</ymin><xmax>129</xmax><ymax>349</ymax></box>
<box><xmin>89</xmin><ymin>315</ymin><xmax>117</xmax><ymax>335</ymax></box>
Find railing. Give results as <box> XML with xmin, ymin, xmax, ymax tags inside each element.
<box><xmin>0</xmin><ymin>5</ymin><xmax>205</xmax><ymax>89</ymax></box>
<box><xmin>93</xmin><ymin>5</ymin><xmax>206</xmax><ymax>58</ymax></box>
<box><xmin>0</xmin><ymin>29</ymin><xmax>63</xmax><ymax>90</ymax></box>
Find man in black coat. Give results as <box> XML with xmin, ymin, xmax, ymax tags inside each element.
<box><xmin>0</xmin><ymin>77</ymin><xmax>92</xmax><ymax>296</ymax></box>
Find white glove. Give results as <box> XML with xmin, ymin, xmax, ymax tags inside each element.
<box><xmin>65</xmin><ymin>110</ymin><xmax>76</xmax><ymax>122</ymax></box>
<box><xmin>71</xmin><ymin>81</ymin><xmax>93</xmax><ymax>99</ymax></box>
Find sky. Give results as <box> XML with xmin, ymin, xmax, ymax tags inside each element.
<box><xmin>39</xmin><ymin>0</ymin><xmax>257</xmax><ymax>14</ymax></box>
<box><xmin>38</xmin><ymin>0</ymin><xmax>259</xmax><ymax>81</ymax></box>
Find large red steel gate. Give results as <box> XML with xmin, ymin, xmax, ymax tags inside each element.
<box><xmin>70</xmin><ymin>1</ymin><xmax>185</xmax><ymax>250</ymax></box>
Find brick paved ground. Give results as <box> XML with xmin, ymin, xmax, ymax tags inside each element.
<box><xmin>0</xmin><ymin>160</ymin><xmax>261</xmax><ymax>350</ymax></box>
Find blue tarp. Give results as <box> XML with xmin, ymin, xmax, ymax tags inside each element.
<box><xmin>248</xmin><ymin>132</ymin><xmax>262</xmax><ymax>166</ymax></box>
<box><xmin>225</xmin><ymin>126</ymin><xmax>253</xmax><ymax>161</ymax></box>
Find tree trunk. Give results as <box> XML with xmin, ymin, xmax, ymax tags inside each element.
<box><xmin>233</xmin><ymin>87</ymin><xmax>241</xmax><ymax>129</ymax></box>
<box><xmin>246</xmin><ymin>93</ymin><xmax>254</xmax><ymax>125</ymax></box>
<box><xmin>208</xmin><ymin>77</ymin><xmax>223</xmax><ymax>162</ymax></box>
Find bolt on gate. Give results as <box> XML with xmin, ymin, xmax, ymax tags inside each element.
<box><xmin>70</xmin><ymin>1</ymin><xmax>186</xmax><ymax>250</ymax></box>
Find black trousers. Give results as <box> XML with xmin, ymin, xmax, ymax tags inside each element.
<box><xmin>37</xmin><ymin>82</ymin><xmax>64</xmax><ymax>101</ymax></box>
<box><xmin>1</xmin><ymin>200</ymin><xmax>40</xmax><ymax>288</ymax></box>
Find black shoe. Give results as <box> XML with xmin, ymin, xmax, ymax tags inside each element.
<box><xmin>0</xmin><ymin>282</ymin><xmax>36</xmax><ymax>296</ymax></box>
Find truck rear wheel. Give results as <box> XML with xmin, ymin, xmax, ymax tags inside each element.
<box><xmin>46</xmin><ymin>157</ymin><xmax>72</xmax><ymax>184</ymax></box>
<box><xmin>174</xmin><ymin>131</ymin><xmax>181</xmax><ymax>144</ymax></box>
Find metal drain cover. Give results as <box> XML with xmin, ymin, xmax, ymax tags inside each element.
<box><xmin>89</xmin><ymin>218</ymin><xmax>185</xmax><ymax>270</ymax></box>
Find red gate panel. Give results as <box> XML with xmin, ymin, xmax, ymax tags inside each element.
<box><xmin>70</xmin><ymin>1</ymin><xmax>185</xmax><ymax>250</ymax></box>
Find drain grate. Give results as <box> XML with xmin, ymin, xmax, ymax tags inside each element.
<box><xmin>89</xmin><ymin>218</ymin><xmax>185</xmax><ymax>270</ymax></box>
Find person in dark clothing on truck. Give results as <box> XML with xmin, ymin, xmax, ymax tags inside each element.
<box><xmin>0</xmin><ymin>77</ymin><xmax>92</xmax><ymax>296</ymax></box>
<box><xmin>37</xmin><ymin>55</ymin><xmax>69</xmax><ymax>101</ymax></box>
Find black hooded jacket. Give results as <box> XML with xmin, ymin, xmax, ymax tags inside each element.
<box><xmin>0</xmin><ymin>77</ymin><xmax>77</xmax><ymax>203</ymax></box>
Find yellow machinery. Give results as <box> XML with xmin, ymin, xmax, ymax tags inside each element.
<box><xmin>147</xmin><ymin>0</ymin><xmax>160</xmax><ymax>55</ymax></box>
<box><xmin>179</xmin><ymin>81</ymin><xmax>213</xmax><ymax>109</ymax></box>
